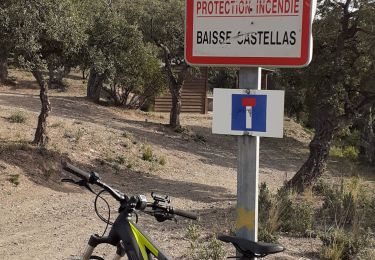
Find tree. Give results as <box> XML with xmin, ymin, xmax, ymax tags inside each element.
<box><xmin>285</xmin><ymin>0</ymin><xmax>375</xmax><ymax>191</ymax></box>
<box><xmin>208</xmin><ymin>67</ymin><xmax>238</xmax><ymax>91</ymax></box>
<box><xmin>0</xmin><ymin>0</ymin><xmax>14</xmax><ymax>84</ymax></box>
<box><xmin>84</xmin><ymin>3</ymin><xmax>165</xmax><ymax>106</ymax></box>
<box><xmin>140</xmin><ymin>0</ymin><xmax>191</xmax><ymax>128</ymax></box>
<box><xmin>11</xmin><ymin>0</ymin><xmax>84</xmax><ymax>146</ymax></box>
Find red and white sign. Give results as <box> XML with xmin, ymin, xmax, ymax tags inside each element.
<box><xmin>185</xmin><ymin>0</ymin><xmax>316</xmax><ymax>67</ymax></box>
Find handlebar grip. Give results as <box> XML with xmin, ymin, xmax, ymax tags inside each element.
<box><xmin>172</xmin><ymin>208</ymin><xmax>198</xmax><ymax>220</ymax></box>
<box><xmin>62</xmin><ymin>161</ymin><xmax>91</xmax><ymax>181</ymax></box>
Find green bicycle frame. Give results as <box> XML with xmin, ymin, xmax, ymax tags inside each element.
<box><xmin>80</xmin><ymin>210</ymin><xmax>171</xmax><ymax>260</ymax></box>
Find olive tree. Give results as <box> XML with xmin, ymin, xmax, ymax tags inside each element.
<box><xmin>85</xmin><ymin>2</ymin><xmax>166</xmax><ymax>107</ymax></box>
<box><xmin>139</xmin><ymin>0</ymin><xmax>191</xmax><ymax>128</ymax></box>
<box><xmin>11</xmin><ymin>0</ymin><xmax>85</xmax><ymax>146</ymax></box>
<box><xmin>284</xmin><ymin>0</ymin><xmax>375</xmax><ymax>191</ymax></box>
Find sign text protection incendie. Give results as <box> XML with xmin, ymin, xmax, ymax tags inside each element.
<box><xmin>185</xmin><ymin>0</ymin><xmax>315</xmax><ymax>67</ymax></box>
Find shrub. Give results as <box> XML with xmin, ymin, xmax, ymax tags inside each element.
<box><xmin>9</xmin><ymin>111</ymin><xmax>27</xmax><ymax>123</ymax></box>
<box><xmin>74</xmin><ymin>128</ymin><xmax>85</xmax><ymax>142</ymax></box>
<box><xmin>319</xmin><ymin>177</ymin><xmax>372</xmax><ymax>228</ymax></box>
<box><xmin>159</xmin><ymin>156</ymin><xmax>167</xmax><ymax>166</ymax></box>
<box><xmin>258</xmin><ymin>183</ymin><xmax>279</xmax><ymax>242</ymax></box>
<box><xmin>330</xmin><ymin>146</ymin><xmax>343</xmax><ymax>158</ymax></box>
<box><xmin>320</xmin><ymin>228</ymin><xmax>371</xmax><ymax>260</ymax></box>
<box><xmin>115</xmin><ymin>155</ymin><xmax>126</xmax><ymax>165</ymax></box>
<box><xmin>259</xmin><ymin>183</ymin><xmax>314</xmax><ymax>239</ymax></box>
<box><xmin>8</xmin><ymin>174</ymin><xmax>20</xmax><ymax>186</ymax></box>
<box><xmin>329</xmin><ymin>145</ymin><xmax>359</xmax><ymax>161</ymax></box>
<box><xmin>318</xmin><ymin>178</ymin><xmax>374</xmax><ymax>259</ymax></box>
<box><xmin>142</xmin><ymin>146</ymin><xmax>153</xmax><ymax>161</ymax></box>
<box><xmin>185</xmin><ymin>223</ymin><xmax>200</xmax><ymax>241</ymax></box>
<box><xmin>277</xmin><ymin>189</ymin><xmax>315</xmax><ymax>235</ymax></box>
<box><xmin>342</xmin><ymin>146</ymin><xmax>359</xmax><ymax>161</ymax></box>
<box><xmin>190</xmin><ymin>236</ymin><xmax>225</xmax><ymax>260</ymax></box>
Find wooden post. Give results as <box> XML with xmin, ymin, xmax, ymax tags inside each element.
<box><xmin>235</xmin><ymin>67</ymin><xmax>261</xmax><ymax>245</ymax></box>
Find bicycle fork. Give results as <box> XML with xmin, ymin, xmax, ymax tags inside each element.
<box><xmin>80</xmin><ymin>234</ymin><xmax>126</xmax><ymax>260</ymax></box>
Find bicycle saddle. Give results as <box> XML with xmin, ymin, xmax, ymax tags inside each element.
<box><xmin>218</xmin><ymin>235</ymin><xmax>284</xmax><ymax>258</ymax></box>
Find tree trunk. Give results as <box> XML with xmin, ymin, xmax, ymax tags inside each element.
<box><xmin>360</xmin><ymin>106</ymin><xmax>375</xmax><ymax>165</ymax></box>
<box><xmin>0</xmin><ymin>49</ymin><xmax>8</xmax><ymax>84</ymax></box>
<box><xmin>285</xmin><ymin>119</ymin><xmax>337</xmax><ymax>192</ymax></box>
<box><xmin>169</xmin><ymin>84</ymin><xmax>182</xmax><ymax>128</ymax></box>
<box><xmin>87</xmin><ymin>69</ymin><xmax>105</xmax><ymax>103</ymax></box>
<box><xmin>32</xmin><ymin>70</ymin><xmax>51</xmax><ymax>147</ymax></box>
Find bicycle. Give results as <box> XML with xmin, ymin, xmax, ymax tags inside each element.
<box><xmin>62</xmin><ymin>161</ymin><xmax>285</xmax><ymax>260</ymax></box>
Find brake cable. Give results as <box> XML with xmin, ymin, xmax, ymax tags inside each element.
<box><xmin>94</xmin><ymin>189</ymin><xmax>113</xmax><ymax>237</ymax></box>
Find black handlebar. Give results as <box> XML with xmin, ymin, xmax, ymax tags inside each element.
<box><xmin>62</xmin><ymin>161</ymin><xmax>91</xmax><ymax>181</ymax></box>
<box><xmin>62</xmin><ymin>162</ymin><xmax>197</xmax><ymax>220</ymax></box>
<box><xmin>171</xmin><ymin>208</ymin><xmax>198</xmax><ymax>220</ymax></box>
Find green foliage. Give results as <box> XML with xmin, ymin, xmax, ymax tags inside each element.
<box><xmin>142</xmin><ymin>146</ymin><xmax>154</xmax><ymax>162</ymax></box>
<box><xmin>189</xmin><ymin>236</ymin><xmax>225</xmax><ymax>260</ymax></box>
<box><xmin>342</xmin><ymin>146</ymin><xmax>359</xmax><ymax>161</ymax></box>
<box><xmin>84</xmin><ymin>2</ymin><xmax>167</xmax><ymax>107</ymax></box>
<box><xmin>330</xmin><ymin>146</ymin><xmax>344</xmax><ymax>158</ymax></box>
<box><xmin>185</xmin><ymin>223</ymin><xmax>201</xmax><ymax>241</ymax></box>
<box><xmin>275</xmin><ymin>0</ymin><xmax>375</xmax><ymax>174</ymax></box>
<box><xmin>330</xmin><ymin>145</ymin><xmax>359</xmax><ymax>160</ymax></box>
<box><xmin>258</xmin><ymin>183</ymin><xmax>280</xmax><ymax>242</ymax></box>
<box><xmin>277</xmin><ymin>189</ymin><xmax>315</xmax><ymax>235</ymax></box>
<box><xmin>139</xmin><ymin>0</ymin><xmax>185</xmax><ymax>59</ymax></box>
<box><xmin>259</xmin><ymin>183</ymin><xmax>315</xmax><ymax>239</ymax></box>
<box><xmin>115</xmin><ymin>155</ymin><xmax>126</xmax><ymax>165</ymax></box>
<box><xmin>74</xmin><ymin>128</ymin><xmax>85</xmax><ymax>143</ymax></box>
<box><xmin>8</xmin><ymin>174</ymin><xmax>20</xmax><ymax>186</ymax></box>
<box><xmin>208</xmin><ymin>67</ymin><xmax>238</xmax><ymax>90</ymax></box>
<box><xmin>158</xmin><ymin>156</ymin><xmax>166</xmax><ymax>166</ymax></box>
<box><xmin>319</xmin><ymin>177</ymin><xmax>374</xmax><ymax>229</ymax></box>
<box><xmin>317</xmin><ymin>178</ymin><xmax>375</xmax><ymax>259</ymax></box>
<box><xmin>320</xmin><ymin>228</ymin><xmax>372</xmax><ymax>260</ymax></box>
<box><xmin>9</xmin><ymin>111</ymin><xmax>27</xmax><ymax>123</ymax></box>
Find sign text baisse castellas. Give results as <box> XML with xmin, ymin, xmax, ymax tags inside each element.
<box><xmin>185</xmin><ymin>0</ymin><xmax>316</xmax><ymax>67</ymax></box>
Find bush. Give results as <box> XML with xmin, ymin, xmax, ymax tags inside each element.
<box><xmin>258</xmin><ymin>183</ymin><xmax>314</xmax><ymax>239</ymax></box>
<box><xmin>319</xmin><ymin>177</ymin><xmax>372</xmax><ymax>228</ymax></box>
<box><xmin>185</xmin><ymin>223</ymin><xmax>201</xmax><ymax>241</ymax></box>
<box><xmin>9</xmin><ymin>111</ymin><xmax>27</xmax><ymax>123</ymax></box>
<box><xmin>8</xmin><ymin>174</ymin><xmax>20</xmax><ymax>186</ymax></box>
<box><xmin>190</xmin><ymin>236</ymin><xmax>225</xmax><ymax>260</ymax></box>
<box><xmin>318</xmin><ymin>178</ymin><xmax>375</xmax><ymax>259</ymax></box>
<box><xmin>258</xmin><ymin>183</ymin><xmax>280</xmax><ymax>242</ymax></box>
<box><xmin>329</xmin><ymin>145</ymin><xmax>359</xmax><ymax>161</ymax></box>
<box><xmin>115</xmin><ymin>155</ymin><xmax>126</xmax><ymax>165</ymax></box>
<box><xmin>320</xmin><ymin>228</ymin><xmax>371</xmax><ymax>260</ymax></box>
<box><xmin>159</xmin><ymin>156</ymin><xmax>166</xmax><ymax>166</ymax></box>
<box><xmin>142</xmin><ymin>146</ymin><xmax>153</xmax><ymax>161</ymax></box>
<box><xmin>342</xmin><ymin>146</ymin><xmax>359</xmax><ymax>161</ymax></box>
<box><xmin>277</xmin><ymin>189</ymin><xmax>315</xmax><ymax>235</ymax></box>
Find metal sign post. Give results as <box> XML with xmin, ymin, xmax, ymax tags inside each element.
<box><xmin>235</xmin><ymin>67</ymin><xmax>261</xmax><ymax>242</ymax></box>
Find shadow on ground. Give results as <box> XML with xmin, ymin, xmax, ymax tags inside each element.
<box><xmin>0</xmin><ymin>141</ymin><xmax>235</xmax><ymax>203</ymax></box>
<box><xmin>0</xmin><ymin>92</ymin><xmax>310</xmax><ymax>176</ymax></box>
